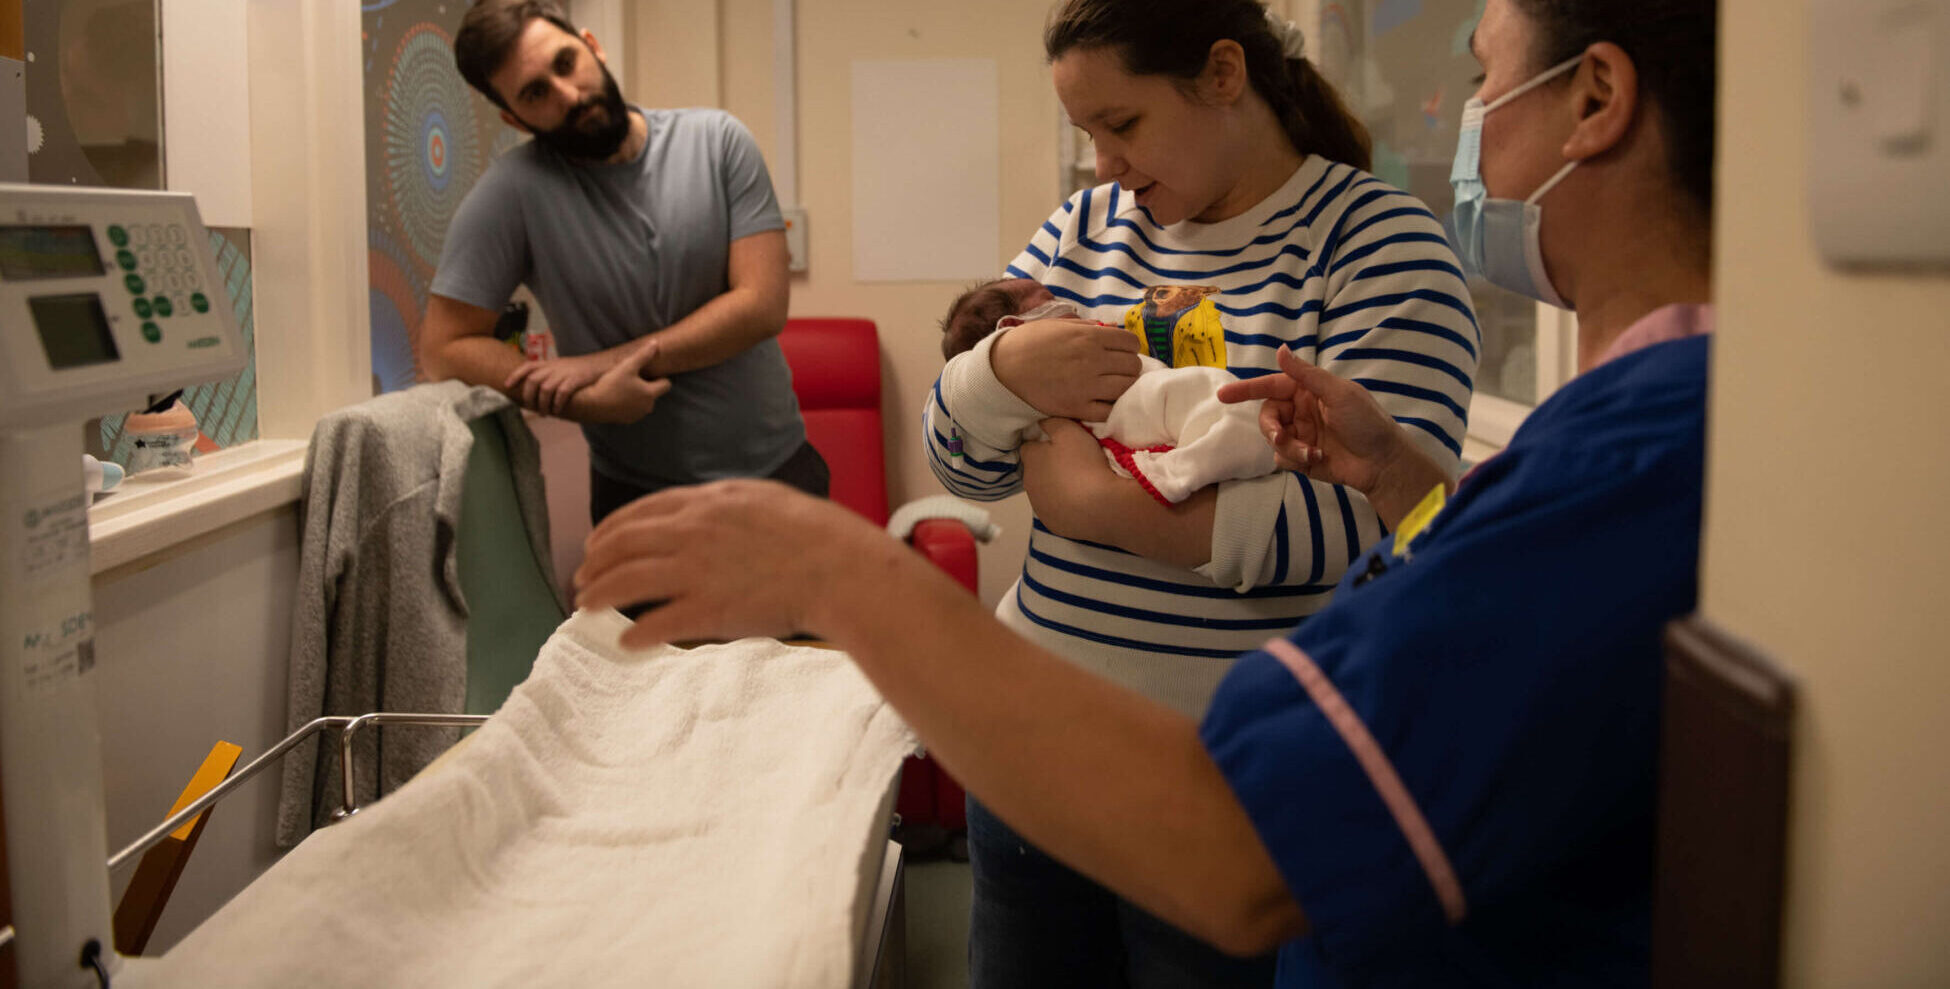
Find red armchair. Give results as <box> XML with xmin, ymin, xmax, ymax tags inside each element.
<box><xmin>776</xmin><ymin>318</ymin><xmax>891</xmax><ymax>525</ymax></box>
<box><xmin>776</xmin><ymin>318</ymin><xmax>973</xmax><ymax>849</ymax></box>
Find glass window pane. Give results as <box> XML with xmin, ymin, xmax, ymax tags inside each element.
<box><xmin>94</xmin><ymin>227</ymin><xmax>261</xmax><ymax>466</ymax></box>
<box><xmin>1316</xmin><ymin>0</ymin><xmax>1538</xmax><ymax>406</ymax></box>
<box><xmin>23</xmin><ymin>0</ymin><xmax>164</xmax><ymax>190</ymax></box>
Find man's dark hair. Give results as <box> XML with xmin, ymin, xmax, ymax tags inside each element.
<box><xmin>454</xmin><ymin>0</ymin><xmax>579</xmax><ymax>109</ymax></box>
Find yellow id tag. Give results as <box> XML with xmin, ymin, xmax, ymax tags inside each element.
<box><xmin>1392</xmin><ymin>484</ymin><xmax>1449</xmax><ymax>559</ymax></box>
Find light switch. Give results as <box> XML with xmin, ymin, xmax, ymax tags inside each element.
<box><xmin>782</xmin><ymin>207</ymin><xmax>809</xmax><ymax>273</ymax></box>
<box><xmin>1809</xmin><ymin>0</ymin><xmax>1950</xmax><ymax>266</ymax></box>
<box><xmin>1870</xmin><ymin>6</ymin><xmax>1936</xmax><ymax>152</ymax></box>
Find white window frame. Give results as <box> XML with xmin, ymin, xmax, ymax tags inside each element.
<box><xmin>1281</xmin><ymin>0</ymin><xmax>1579</xmax><ymax>458</ymax></box>
<box><xmin>90</xmin><ymin>0</ymin><xmax>371</xmax><ymax>571</ymax></box>
<box><xmin>1467</xmin><ymin>301</ymin><xmax>1578</xmax><ymax>450</ymax></box>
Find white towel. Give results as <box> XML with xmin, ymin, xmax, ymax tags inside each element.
<box><xmin>128</xmin><ymin>610</ymin><xmax>917</xmax><ymax>988</ymax></box>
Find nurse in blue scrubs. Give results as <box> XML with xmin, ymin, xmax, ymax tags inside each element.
<box><xmin>577</xmin><ymin>0</ymin><xmax>1718</xmax><ymax>983</ymax></box>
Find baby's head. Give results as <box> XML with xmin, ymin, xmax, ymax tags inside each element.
<box><xmin>939</xmin><ymin>278</ymin><xmax>1057</xmax><ymax>360</ymax></box>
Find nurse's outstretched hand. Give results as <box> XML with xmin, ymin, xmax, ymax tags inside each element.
<box><xmin>990</xmin><ymin>318</ymin><xmax>1143</xmax><ymax>421</ymax></box>
<box><xmin>1216</xmin><ymin>345</ymin><xmax>1450</xmax><ymax>530</ymax></box>
<box><xmin>574</xmin><ymin>479</ymin><xmax>901</xmax><ymax>649</ymax></box>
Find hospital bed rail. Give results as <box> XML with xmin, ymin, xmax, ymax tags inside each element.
<box><xmin>107</xmin><ymin>713</ymin><xmax>489</xmax><ymax>873</ymax></box>
<box><xmin>20</xmin><ymin>709</ymin><xmax>910</xmax><ymax>988</ymax></box>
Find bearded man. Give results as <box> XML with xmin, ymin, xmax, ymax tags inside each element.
<box><xmin>423</xmin><ymin>0</ymin><xmax>824</xmax><ymax>523</ymax></box>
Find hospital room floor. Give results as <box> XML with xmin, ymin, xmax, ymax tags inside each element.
<box><xmin>905</xmin><ymin>859</ymin><xmax>973</xmax><ymax>989</ymax></box>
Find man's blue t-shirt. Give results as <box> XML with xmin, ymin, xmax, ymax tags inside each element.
<box><xmin>1201</xmin><ymin>335</ymin><xmax>1710</xmax><ymax>986</ymax></box>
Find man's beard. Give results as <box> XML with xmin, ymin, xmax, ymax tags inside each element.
<box><xmin>529</xmin><ymin>66</ymin><xmax>631</xmax><ymax>161</ymax></box>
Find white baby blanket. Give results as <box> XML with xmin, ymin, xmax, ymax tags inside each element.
<box><xmin>1090</xmin><ymin>358</ymin><xmax>1278</xmax><ymax>504</ymax></box>
<box><xmin>127</xmin><ymin>610</ymin><xmax>916</xmax><ymax>988</ymax></box>
<box><xmin>1000</xmin><ymin>301</ymin><xmax>1276</xmax><ymax>503</ymax></box>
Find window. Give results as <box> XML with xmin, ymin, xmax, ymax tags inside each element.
<box><xmin>24</xmin><ymin>0</ymin><xmax>261</xmax><ymax>465</ymax></box>
<box><xmin>1310</xmin><ymin>0</ymin><xmax>1577</xmax><ymax>447</ymax></box>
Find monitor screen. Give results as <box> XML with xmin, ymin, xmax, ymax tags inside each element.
<box><xmin>0</xmin><ymin>226</ymin><xmax>107</xmax><ymax>281</ymax></box>
<box><xmin>30</xmin><ymin>294</ymin><xmax>122</xmax><ymax>369</ymax></box>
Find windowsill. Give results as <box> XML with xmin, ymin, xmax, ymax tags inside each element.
<box><xmin>1460</xmin><ymin>434</ymin><xmax>1503</xmax><ymax>467</ymax></box>
<box><xmin>1466</xmin><ymin>393</ymin><xmax>1532</xmax><ymax>450</ymax></box>
<box><xmin>88</xmin><ymin>439</ymin><xmax>309</xmax><ymax>575</ymax></box>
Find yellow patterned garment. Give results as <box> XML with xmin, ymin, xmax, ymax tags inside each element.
<box><xmin>1122</xmin><ymin>284</ymin><xmax>1229</xmax><ymax>369</ymax></box>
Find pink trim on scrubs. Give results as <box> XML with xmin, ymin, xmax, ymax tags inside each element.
<box><xmin>1593</xmin><ymin>303</ymin><xmax>1714</xmax><ymax>367</ymax></box>
<box><xmin>1262</xmin><ymin>638</ymin><xmax>1469</xmax><ymax>925</ymax></box>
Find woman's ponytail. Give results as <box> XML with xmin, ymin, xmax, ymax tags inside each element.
<box><xmin>1255</xmin><ymin>45</ymin><xmax>1372</xmax><ymax>172</ymax></box>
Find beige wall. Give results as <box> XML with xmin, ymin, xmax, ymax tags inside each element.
<box><xmin>1707</xmin><ymin>1</ymin><xmax>1950</xmax><ymax>983</ymax></box>
<box><xmin>622</xmin><ymin>1</ymin><xmax>1333</xmax><ymax>607</ymax></box>
<box><xmin>632</xmin><ymin>0</ymin><xmax>1063</xmax><ymax>606</ymax></box>
<box><xmin>94</xmin><ymin>510</ymin><xmax>300</xmax><ymax>952</ymax></box>
<box><xmin>630</xmin><ymin>1</ymin><xmax>721</xmax><ymax>109</ymax></box>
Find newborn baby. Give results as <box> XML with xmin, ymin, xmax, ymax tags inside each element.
<box><xmin>939</xmin><ymin>278</ymin><xmax>1276</xmax><ymax>505</ymax></box>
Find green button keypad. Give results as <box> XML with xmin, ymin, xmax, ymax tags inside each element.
<box><xmin>190</xmin><ymin>292</ymin><xmax>210</xmax><ymax>314</ymax></box>
<box><xmin>141</xmin><ymin>322</ymin><xmax>162</xmax><ymax>343</ymax></box>
<box><xmin>132</xmin><ymin>297</ymin><xmax>153</xmax><ymax>319</ymax></box>
<box><xmin>116</xmin><ymin>249</ymin><xmax>137</xmax><ymax>271</ymax></box>
<box><xmin>108</xmin><ymin>225</ymin><xmax>129</xmax><ymax>247</ymax></box>
<box><xmin>124</xmin><ymin>273</ymin><xmax>145</xmax><ymax>294</ymax></box>
<box><xmin>153</xmin><ymin>296</ymin><xmax>174</xmax><ymax>318</ymax></box>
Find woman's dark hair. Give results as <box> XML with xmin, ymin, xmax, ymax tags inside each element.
<box><xmin>454</xmin><ymin>0</ymin><xmax>580</xmax><ymax>109</ymax></box>
<box><xmin>1044</xmin><ymin>0</ymin><xmax>1372</xmax><ymax>172</ymax></box>
<box><xmin>1510</xmin><ymin>0</ymin><xmax>1716</xmax><ymax>214</ymax></box>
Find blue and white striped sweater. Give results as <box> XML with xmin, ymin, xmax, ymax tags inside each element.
<box><xmin>924</xmin><ymin>157</ymin><xmax>1479</xmax><ymax>716</ymax></box>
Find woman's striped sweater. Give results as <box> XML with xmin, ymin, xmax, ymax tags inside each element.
<box><xmin>924</xmin><ymin>157</ymin><xmax>1480</xmax><ymax>716</ymax></box>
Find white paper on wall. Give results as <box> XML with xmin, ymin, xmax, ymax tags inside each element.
<box><xmin>850</xmin><ymin>59</ymin><xmax>999</xmax><ymax>282</ymax></box>
<box><xmin>162</xmin><ymin>0</ymin><xmax>252</xmax><ymax>226</ymax></box>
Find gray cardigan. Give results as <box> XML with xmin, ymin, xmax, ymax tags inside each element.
<box><xmin>275</xmin><ymin>382</ymin><xmax>557</xmax><ymax>846</ymax></box>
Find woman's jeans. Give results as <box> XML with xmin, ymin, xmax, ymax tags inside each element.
<box><xmin>966</xmin><ymin>796</ymin><xmax>1278</xmax><ymax>989</ymax></box>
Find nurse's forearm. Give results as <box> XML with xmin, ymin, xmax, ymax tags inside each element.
<box><xmin>1365</xmin><ymin>439</ymin><xmax>1454</xmax><ymax>531</ymax></box>
<box><xmin>808</xmin><ymin>551</ymin><xmax>1307</xmax><ymax>955</ymax></box>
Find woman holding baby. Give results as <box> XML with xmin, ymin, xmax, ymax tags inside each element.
<box><xmin>917</xmin><ymin>0</ymin><xmax>1477</xmax><ymax>982</ymax></box>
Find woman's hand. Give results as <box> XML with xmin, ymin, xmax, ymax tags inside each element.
<box><xmin>575</xmin><ymin>479</ymin><xmax>903</xmax><ymax>648</ymax></box>
<box><xmin>1020</xmin><ymin>418</ymin><xmax>1119</xmax><ymax>544</ymax></box>
<box><xmin>1216</xmin><ymin>346</ymin><xmax>1450</xmax><ymax>529</ymax></box>
<box><xmin>990</xmin><ymin>319</ymin><xmax>1143</xmax><ymax>420</ymax></box>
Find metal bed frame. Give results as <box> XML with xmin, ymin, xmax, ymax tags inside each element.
<box><xmin>4</xmin><ymin>713</ymin><xmax>908</xmax><ymax>988</ymax></box>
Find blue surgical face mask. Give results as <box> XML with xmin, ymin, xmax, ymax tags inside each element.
<box><xmin>1450</xmin><ymin>55</ymin><xmax>1583</xmax><ymax>309</ymax></box>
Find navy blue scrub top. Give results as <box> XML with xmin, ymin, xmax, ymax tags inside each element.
<box><xmin>1201</xmin><ymin>335</ymin><xmax>1710</xmax><ymax>987</ymax></box>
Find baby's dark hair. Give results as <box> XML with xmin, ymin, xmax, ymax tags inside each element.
<box><xmin>940</xmin><ymin>280</ymin><xmax>1031</xmax><ymax>360</ymax></box>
